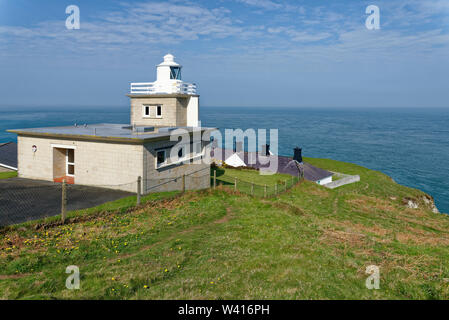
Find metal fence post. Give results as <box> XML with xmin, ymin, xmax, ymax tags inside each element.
<box><xmin>264</xmin><ymin>184</ymin><xmax>267</xmax><ymax>198</ymax></box>
<box><xmin>234</xmin><ymin>177</ymin><xmax>237</xmax><ymax>191</ymax></box>
<box><xmin>182</xmin><ymin>174</ymin><xmax>186</xmax><ymax>193</ymax></box>
<box><xmin>61</xmin><ymin>179</ymin><xmax>67</xmax><ymax>224</ymax></box>
<box><xmin>275</xmin><ymin>183</ymin><xmax>277</xmax><ymax>195</ymax></box>
<box><xmin>137</xmin><ymin>176</ymin><xmax>141</xmax><ymax>205</ymax></box>
<box><xmin>213</xmin><ymin>170</ymin><xmax>216</xmax><ymax>189</ymax></box>
<box><xmin>251</xmin><ymin>183</ymin><xmax>254</xmax><ymax>196</ymax></box>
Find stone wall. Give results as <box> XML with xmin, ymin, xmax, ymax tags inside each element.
<box><xmin>143</xmin><ymin>138</ymin><xmax>210</xmax><ymax>193</ymax></box>
<box><xmin>130</xmin><ymin>96</ymin><xmax>190</xmax><ymax>127</ymax></box>
<box><xmin>17</xmin><ymin>136</ymin><xmax>143</xmax><ymax>192</ymax></box>
<box><xmin>17</xmin><ymin>135</ymin><xmax>210</xmax><ymax>194</ymax></box>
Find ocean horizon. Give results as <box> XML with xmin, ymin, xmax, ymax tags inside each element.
<box><xmin>1</xmin><ymin>106</ymin><xmax>448</xmax><ymax>214</ymax></box>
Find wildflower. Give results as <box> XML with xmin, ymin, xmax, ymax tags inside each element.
<box><xmin>111</xmin><ymin>277</ymin><xmax>115</xmax><ymax>281</ymax></box>
<box><xmin>144</xmin><ymin>285</ymin><xmax>148</xmax><ymax>289</ymax></box>
<box><xmin>210</xmin><ymin>281</ymin><xmax>214</xmax><ymax>284</ymax></box>
<box><xmin>164</xmin><ymin>268</ymin><xmax>168</xmax><ymax>272</ymax></box>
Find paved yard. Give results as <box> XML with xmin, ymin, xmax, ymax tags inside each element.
<box><xmin>0</xmin><ymin>178</ymin><xmax>133</xmax><ymax>226</ymax></box>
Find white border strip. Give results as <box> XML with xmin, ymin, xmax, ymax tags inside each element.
<box><xmin>51</xmin><ymin>144</ymin><xmax>77</xmax><ymax>149</ymax></box>
<box><xmin>0</xmin><ymin>163</ymin><xmax>17</xmax><ymax>171</ymax></box>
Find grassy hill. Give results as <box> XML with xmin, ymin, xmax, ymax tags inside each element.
<box><xmin>1</xmin><ymin>157</ymin><xmax>448</xmax><ymax>299</ymax></box>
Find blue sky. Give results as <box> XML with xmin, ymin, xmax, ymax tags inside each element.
<box><xmin>0</xmin><ymin>0</ymin><xmax>448</xmax><ymax>108</ymax></box>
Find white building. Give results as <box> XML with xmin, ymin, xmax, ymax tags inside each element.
<box><xmin>8</xmin><ymin>54</ymin><xmax>213</xmax><ymax>193</ymax></box>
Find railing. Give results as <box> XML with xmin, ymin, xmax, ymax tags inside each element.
<box><xmin>130</xmin><ymin>82</ymin><xmax>197</xmax><ymax>95</ymax></box>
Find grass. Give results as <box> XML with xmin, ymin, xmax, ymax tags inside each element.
<box><xmin>0</xmin><ymin>171</ymin><xmax>17</xmax><ymax>179</ymax></box>
<box><xmin>1</xmin><ymin>158</ymin><xmax>449</xmax><ymax>299</ymax></box>
<box><xmin>213</xmin><ymin>167</ymin><xmax>297</xmax><ymax>197</ymax></box>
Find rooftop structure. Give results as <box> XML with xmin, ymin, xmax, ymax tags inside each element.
<box><xmin>130</xmin><ymin>54</ymin><xmax>197</xmax><ymax>95</ymax></box>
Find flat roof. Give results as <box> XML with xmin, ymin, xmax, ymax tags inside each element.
<box><xmin>7</xmin><ymin>123</ymin><xmax>215</xmax><ymax>144</ymax></box>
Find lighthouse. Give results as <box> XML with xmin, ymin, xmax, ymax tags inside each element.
<box><xmin>128</xmin><ymin>54</ymin><xmax>199</xmax><ymax>127</ymax></box>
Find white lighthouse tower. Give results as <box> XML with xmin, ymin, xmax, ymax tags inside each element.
<box><xmin>128</xmin><ymin>54</ymin><xmax>199</xmax><ymax>127</ymax></box>
<box><xmin>154</xmin><ymin>53</ymin><xmax>182</xmax><ymax>93</ymax></box>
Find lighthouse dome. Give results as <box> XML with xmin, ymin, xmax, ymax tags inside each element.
<box><xmin>158</xmin><ymin>53</ymin><xmax>181</xmax><ymax>67</ymax></box>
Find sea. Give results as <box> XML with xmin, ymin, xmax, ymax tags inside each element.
<box><xmin>0</xmin><ymin>106</ymin><xmax>448</xmax><ymax>213</ymax></box>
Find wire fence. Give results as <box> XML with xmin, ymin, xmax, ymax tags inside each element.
<box><xmin>213</xmin><ymin>170</ymin><xmax>301</xmax><ymax>198</ymax></box>
<box><xmin>0</xmin><ymin>166</ymin><xmax>298</xmax><ymax>228</ymax></box>
<box><xmin>0</xmin><ymin>167</ymin><xmax>211</xmax><ymax>228</ymax></box>
<box><xmin>143</xmin><ymin>166</ymin><xmax>210</xmax><ymax>194</ymax></box>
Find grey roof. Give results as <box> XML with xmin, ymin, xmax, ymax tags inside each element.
<box><xmin>0</xmin><ymin>142</ymin><xmax>17</xmax><ymax>169</ymax></box>
<box><xmin>8</xmin><ymin>123</ymin><xmax>215</xmax><ymax>143</ymax></box>
<box><xmin>211</xmin><ymin>147</ymin><xmax>333</xmax><ymax>182</ymax></box>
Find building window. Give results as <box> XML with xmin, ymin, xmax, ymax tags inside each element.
<box><xmin>143</xmin><ymin>105</ymin><xmax>151</xmax><ymax>117</ymax></box>
<box><xmin>156</xmin><ymin>105</ymin><xmax>162</xmax><ymax>118</ymax></box>
<box><xmin>170</xmin><ymin>66</ymin><xmax>181</xmax><ymax>80</ymax></box>
<box><xmin>156</xmin><ymin>150</ymin><xmax>166</xmax><ymax>168</ymax></box>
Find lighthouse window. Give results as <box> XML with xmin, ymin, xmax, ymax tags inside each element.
<box><xmin>143</xmin><ymin>105</ymin><xmax>151</xmax><ymax>117</ymax></box>
<box><xmin>170</xmin><ymin>66</ymin><xmax>181</xmax><ymax>80</ymax></box>
<box><xmin>156</xmin><ymin>105</ymin><xmax>162</xmax><ymax>118</ymax></box>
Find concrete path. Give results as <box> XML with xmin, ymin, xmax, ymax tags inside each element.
<box><xmin>0</xmin><ymin>178</ymin><xmax>132</xmax><ymax>226</ymax></box>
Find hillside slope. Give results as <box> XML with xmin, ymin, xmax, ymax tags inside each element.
<box><xmin>1</xmin><ymin>158</ymin><xmax>448</xmax><ymax>299</ymax></box>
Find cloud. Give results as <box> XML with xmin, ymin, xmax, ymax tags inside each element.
<box><xmin>267</xmin><ymin>27</ymin><xmax>331</xmax><ymax>42</ymax></box>
<box><xmin>235</xmin><ymin>0</ymin><xmax>283</xmax><ymax>11</ymax></box>
<box><xmin>0</xmin><ymin>0</ymin><xmax>448</xmax><ymax>63</ymax></box>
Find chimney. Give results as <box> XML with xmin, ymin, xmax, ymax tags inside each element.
<box><xmin>261</xmin><ymin>144</ymin><xmax>270</xmax><ymax>156</ymax></box>
<box><xmin>293</xmin><ymin>147</ymin><xmax>302</xmax><ymax>163</ymax></box>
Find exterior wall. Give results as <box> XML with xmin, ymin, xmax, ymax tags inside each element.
<box><xmin>186</xmin><ymin>96</ymin><xmax>199</xmax><ymax>127</ymax></box>
<box><xmin>176</xmin><ymin>98</ymin><xmax>188</xmax><ymax>126</ymax></box>
<box><xmin>17</xmin><ymin>136</ymin><xmax>143</xmax><ymax>192</ymax></box>
<box><xmin>317</xmin><ymin>176</ymin><xmax>332</xmax><ymax>185</ymax></box>
<box><xmin>17</xmin><ymin>135</ymin><xmax>210</xmax><ymax>194</ymax></box>
<box><xmin>0</xmin><ymin>166</ymin><xmax>14</xmax><ymax>172</ymax></box>
<box><xmin>143</xmin><ymin>138</ymin><xmax>210</xmax><ymax>193</ymax></box>
<box><xmin>130</xmin><ymin>96</ymin><xmax>189</xmax><ymax>127</ymax></box>
<box><xmin>53</xmin><ymin>147</ymin><xmax>66</xmax><ymax>179</ymax></box>
<box><xmin>324</xmin><ymin>175</ymin><xmax>360</xmax><ymax>189</ymax></box>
